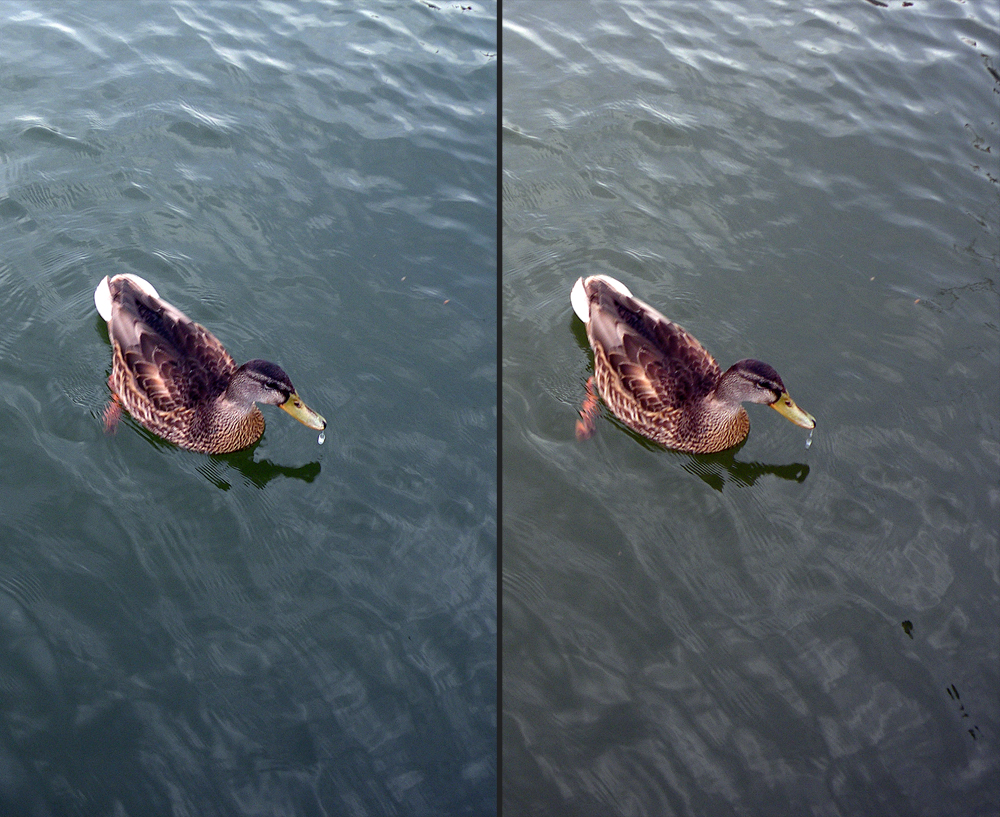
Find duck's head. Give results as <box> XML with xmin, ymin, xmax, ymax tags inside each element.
<box><xmin>718</xmin><ymin>359</ymin><xmax>815</xmax><ymax>429</ymax></box>
<box><xmin>228</xmin><ymin>359</ymin><xmax>326</xmax><ymax>430</ymax></box>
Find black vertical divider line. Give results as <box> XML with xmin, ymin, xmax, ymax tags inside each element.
<box><xmin>495</xmin><ymin>6</ymin><xmax>503</xmax><ymax>815</ymax></box>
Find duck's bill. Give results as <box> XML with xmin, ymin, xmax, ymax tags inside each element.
<box><xmin>281</xmin><ymin>392</ymin><xmax>326</xmax><ymax>430</ymax></box>
<box><xmin>770</xmin><ymin>392</ymin><xmax>816</xmax><ymax>429</ymax></box>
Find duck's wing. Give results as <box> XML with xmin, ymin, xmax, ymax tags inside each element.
<box><xmin>582</xmin><ymin>275</ymin><xmax>722</xmax><ymax>412</ymax></box>
<box><xmin>107</xmin><ymin>276</ymin><xmax>236</xmax><ymax>413</ymax></box>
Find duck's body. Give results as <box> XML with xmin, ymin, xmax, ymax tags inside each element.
<box><xmin>95</xmin><ymin>274</ymin><xmax>325</xmax><ymax>454</ymax></box>
<box><xmin>571</xmin><ymin>274</ymin><xmax>814</xmax><ymax>454</ymax></box>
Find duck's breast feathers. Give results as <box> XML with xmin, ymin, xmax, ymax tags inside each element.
<box><xmin>102</xmin><ymin>275</ymin><xmax>236</xmax><ymax>409</ymax></box>
<box><xmin>579</xmin><ymin>274</ymin><xmax>723</xmax><ymax>410</ymax></box>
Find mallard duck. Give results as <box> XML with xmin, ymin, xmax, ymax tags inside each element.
<box><xmin>571</xmin><ymin>274</ymin><xmax>815</xmax><ymax>454</ymax></box>
<box><xmin>94</xmin><ymin>273</ymin><xmax>326</xmax><ymax>454</ymax></box>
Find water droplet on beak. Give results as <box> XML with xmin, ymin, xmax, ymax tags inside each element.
<box><xmin>317</xmin><ymin>431</ymin><xmax>326</xmax><ymax>445</ymax></box>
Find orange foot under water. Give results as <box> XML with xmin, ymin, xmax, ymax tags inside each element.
<box><xmin>575</xmin><ymin>375</ymin><xmax>600</xmax><ymax>441</ymax></box>
<box><xmin>103</xmin><ymin>388</ymin><xmax>122</xmax><ymax>434</ymax></box>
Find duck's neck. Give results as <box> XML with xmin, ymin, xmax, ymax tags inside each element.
<box><xmin>710</xmin><ymin>369</ymin><xmax>753</xmax><ymax>416</ymax></box>
<box><xmin>223</xmin><ymin>368</ymin><xmax>261</xmax><ymax>414</ymax></box>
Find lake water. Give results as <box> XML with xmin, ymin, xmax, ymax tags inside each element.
<box><xmin>0</xmin><ymin>2</ymin><xmax>496</xmax><ymax>815</ymax></box>
<box><xmin>502</xmin><ymin>1</ymin><xmax>998</xmax><ymax>815</ymax></box>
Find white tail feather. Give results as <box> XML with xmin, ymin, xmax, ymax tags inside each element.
<box><xmin>571</xmin><ymin>274</ymin><xmax>633</xmax><ymax>323</ymax></box>
<box><xmin>94</xmin><ymin>273</ymin><xmax>159</xmax><ymax>321</ymax></box>
<box><xmin>570</xmin><ymin>278</ymin><xmax>590</xmax><ymax>323</ymax></box>
<box><xmin>94</xmin><ymin>276</ymin><xmax>112</xmax><ymax>320</ymax></box>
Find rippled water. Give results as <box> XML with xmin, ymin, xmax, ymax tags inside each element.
<box><xmin>503</xmin><ymin>1</ymin><xmax>997</xmax><ymax>815</ymax></box>
<box><xmin>0</xmin><ymin>2</ymin><xmax>495</xmax><ymax>815</ymax></box>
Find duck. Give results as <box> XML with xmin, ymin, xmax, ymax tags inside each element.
<box><xmin>94</xmin><ymin>273</ymin><xmax>326</xmax><ymax>454</ymax></box>
<box><xmin>571</xmin><ymin>274</ymin><xmax>815</xmax><ymax>454</ymax></box>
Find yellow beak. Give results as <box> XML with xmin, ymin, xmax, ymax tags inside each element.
<box><xmin>769</xmin><ymin>392</ymin><xmax>816</xmax><ymax>429</ymax></box>
<box><xmin>280</xmin><ymin>392</ymin><xmax>326</xmax><ymax>430</ymax></box>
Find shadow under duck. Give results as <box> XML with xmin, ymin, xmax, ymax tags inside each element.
<box><xmin>571</xmin><ymin>274</ymin><xmax>815</xmax><ymax>454</ymax></box>
<box><xmin>95</xmin><ymin>273</ymin><xmax>325</xmax><ymax>454</ymax></box>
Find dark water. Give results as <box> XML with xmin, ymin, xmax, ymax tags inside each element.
<box><xmin>503</xmin><ymin>1</ymin><xmax>998</xmax><ymax>815</ymax></box>
<box><xmin>0</xmin><ymin>2</ymin><xmax>495</xmax><ymax>815</ymax></box>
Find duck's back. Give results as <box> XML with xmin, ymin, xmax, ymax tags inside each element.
<box><xmin>108</xmin><ymin>277</ymin><xmax>236</xmax><ymax>412</ymax></box>
<box><xmin>582</xmin><ymin>275</ymin><xmax>722</xmax><ymax>412</ymax></box>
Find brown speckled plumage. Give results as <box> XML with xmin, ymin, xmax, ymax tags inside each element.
<box><xmin>572</xmin><ymin>275</ymin><xmax>815</xmax><ymax>454</ymax></box>
<box><xmin>97</xmin><ymin>274</ymin><xmax>325</xmax><ymax>454</ymax></box>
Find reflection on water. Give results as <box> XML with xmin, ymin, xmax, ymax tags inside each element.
<box><xmin>681</xmin><ymin>454</ymin><xmax>809</xmax><ymax>491</ymax></box>
<box><xmin>197</xmin><ymin>454</ymin><xmax>322</xmax><ymax>490</ymax></box>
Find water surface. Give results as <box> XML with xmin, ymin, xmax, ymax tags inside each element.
<box><xmin>0</xmin><ymin>2</ymin><xmax>496</xmax><ymax>814</ymax></box>
<box><xmin>502</xmin><ymin>1</ymin><xmax>998</xmax><ymax>814</ymax></box>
